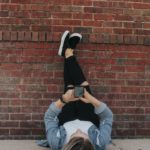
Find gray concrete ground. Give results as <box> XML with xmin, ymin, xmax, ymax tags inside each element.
<box><xmin>0</xmin><ymin>139</ymin><xmax>149</xmax><ymax>150</ymax></box>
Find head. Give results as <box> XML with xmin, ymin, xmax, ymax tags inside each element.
<box><xmin>62</xmin><ymin>129</ymin><xmax>94</xmax><ymax>150</ymax></box>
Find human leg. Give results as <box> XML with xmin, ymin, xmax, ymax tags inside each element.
<box><xmin>64</xmin><ymin>54</ymin><xmax>99</xmax><ymax>127</ymax></box>
<box><xmin>58</xmin><ymin>57</ymin><xmax>77</xmax><ymax>126</ymax></box>
<box><xmin>57</xmin><ymin>31</ymin><xmax>99</xmax><ymax>127</ymax></box>
<box><xmin>58</xmin><ymin>31</ymin><xmax>80</xmax><ymax>125</ymax></box>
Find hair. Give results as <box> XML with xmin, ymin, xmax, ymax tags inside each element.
<box><xmin>62</xmin><ymin>137</ymin><xmax>94</xmax><ymax>150</ymax></box>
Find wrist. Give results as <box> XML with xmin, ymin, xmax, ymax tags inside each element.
<box><xmin>60</xmin><ymin>95</ymin><xmax>67</xmax><ymax>104</ymax></box>
<box><xmin>55</xmin><ymin>99</ymin><xmax>65</xmax><ymax>109</ymax></box>
<box><xmin>90</xmin><ymin>96</ymin><xmax>101</xmax><ymax>108</ymax></box>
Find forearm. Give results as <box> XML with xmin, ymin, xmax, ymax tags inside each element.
<box><xmin>88</xmin><ymin>95</ymin><xmax>113</xmax><ymax>122</ymax></box>
<box><xmin>44</xmin><ymin>99</ymin><xmax>65</xmax><ymax>123</ymax></box>
<box><xmin>55</xmin><ymin>98</ymin><xmax>65</xmax><ymax>109</ymax></box>
<box><xmin>89</xmin><ymin>95</ymin><xmax>101</xmax><ymax>108</ymax></box>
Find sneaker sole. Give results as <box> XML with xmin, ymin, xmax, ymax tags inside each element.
<box><xmin>58</xmin><ymin>30</ymin><xmax>70</xmax><ymax>56</ymax></box>
<box><xmin>70</xmin><ymin>33</ymin><xmax>82</xmax><ymax>40</ymax></box>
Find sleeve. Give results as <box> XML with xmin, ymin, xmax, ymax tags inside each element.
<box><xmin>94</xmin><ymin>102</ymin><xmax>113</xmax><ymax>149</ymax></box>
<box><xmin>44</xmin><ymin>102</ymin><xmax>63</xmax><ymax>150</ymax></box>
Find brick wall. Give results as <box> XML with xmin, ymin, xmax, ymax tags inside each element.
<box><xmin>0</xmin><ymin>0</ymin><xmax>150</xmax><ymax>139</ymax></box>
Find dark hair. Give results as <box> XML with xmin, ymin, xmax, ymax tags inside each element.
<box><xmin>62</xmin><ymin>137</ymin><xmax>94</xmax><ymax>150</ymax></box>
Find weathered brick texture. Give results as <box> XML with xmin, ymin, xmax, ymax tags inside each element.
<box><xmin>0</xmin><ymin>0</ymin><xmax>150</xmax><ymax>139</ymax></box>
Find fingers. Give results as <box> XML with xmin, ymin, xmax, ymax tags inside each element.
<box><xmin>79</xmin><ymin>97</ymin><xmax>89</xmax><ymax>103</ymax></box>
<box><xmin>79</xmin><ymin>97</ymin><xmax>84</xmax><ymax>101</ymax></box>
<box><xmin>72</xmin><ymin>98</ymin><xmax>80</xmax><ymax>101</ymax></box>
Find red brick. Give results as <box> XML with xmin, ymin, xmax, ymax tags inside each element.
<box><xmin>102</xmin><ymin>7</ymin><xmax>123</xmax><ymax>14</ymax></box>
<box><xmin>62</xmin><ymin>5</ymin><xmax>83</xmax><ymax>12</ymax></box>
<box><xmin>32</xmin><ymin>32</ymin><xmax>39</xmax><ymax>41</ymax></box>
<box><xmin>115</xmin><ymin>100</ymin><xmax>135</xmax><ymax>107</ymax></box>
<box><xmin>144</xmin><ymin>36</ymin><xmax>150</xmax><ymax>45</ymax></box>
<box><xmin>0</xmin><ymin>121</ymin><xmax>19</xmax><ymax>127</ymax></box>
<box><xmin>127</xmin><ymin>52</ymin><xmax>147</xmax><ymax>59</ymax></box>
<box><xmin>24</xmin><ymin>31</ymin><xmax>32</xmax><ymax>41</ymax></box>
<box><xmin>32</xmin><ymin>113</ymin><xmax>44</xmax><ymax>120</ymax></box>
<box><xmin>30</xmin><ymin>4</ymin><xmax>51</xmax><ymax>11</ymax></box>
<box><xmin>30</xmin><ymin>11</ymin><xmax>50</xmax><ymax>18</ymax></box>
<box><xmin>52</xmin><ymin>26</ymin><xmax>72</xmax><ymax>32</ymax></box>
<box><xmin>115</xmin><ymin>129</ymin><xmax>135</xmax><ymax>136</ymax></box>
<box><xmin>127</xmin><ymin>80</ymin><xmax>145</xmax><ymax>86</ymax></box>
<box><xmin>117</xmin><ymin>73</ymin><xmax>145</xmax><ymax>80</ymax></box>
<box><xmin>46</xmin><ymin>32</ymin><xmax>53</xmax><ymax>42</ymax></box>
<box><xmin>84</xmin><ymin>7</ymin><xmax>95</xmax><ymax>13</ymax></box>
<box><xmin>123</xmin><ymin>35</ymin><xmax>137</xmax><ymax>44</ymax></box>
<box><xmin>137</xmin><ymin>36</ymin><xmax>144</xmax><ymax>44</ymax></box>
<box><xmin>94</xmin><ymin>14</ymin><xmax>114</xmax><ymax>21</ymax></box>
<box><xmin>135</xmin><ymin>29</ymin><xmax>150</xmax><ymax>36</ymax></box>
<box><xmin>10</xmin><ymin>113</ymin><xmax>31</xmax><ymax>120</ymax></box>
<box><xmin>20</xmin><ymin>121</ymin><xmax>42</xmax><ymax>128</ymax></box>
<box><xmin>62</xmin><ymin>20</ymin><xmax>81</xmax><ymax>26</ymax></box>
<box><xmin>114</xmin><ymin>15</ymin><xmax>133</xmax><ymax>21</ymax></box>
<box><xmin>3</xmin><ymin>31</ymin><xmax>11</xmax><ymax>41</ymax></box>
<box><xmin>51</xmin><ymin>19</ymin><xmax>62</xmax><ymax>26</ymax></box>
<box><xmin>47</xmin><ymin>85</ymin><xmax>58</xmax><ymax>92</ymax></box>
<box><xmin>11</xmin><ymin>31</ymin><xmax>17</xmax><ymax>41</ymax></box>
<box><xmin>145</xmin><ymin>108</ymin><xmax>150</xmax><ymax>113</ymax></box>
<box><xmin>126</xmin><ymin>66</ymin><xmax>145</xmax><ymax>72</ymax></box>
<box><xmin>31</xmin><ymin>0</ymin><xmax>50</xmax><ymax>4</ymax></box>
<box><xmin>0</xmin><ymin>11</ymin><xmax>9</xmax><ymax>17</ymax></box>
<box><xmin>93</xmin><ymin>1</ymin><xmax>110</xmax><ymax>7</ymax></box>
<box><xmin>103</xmin><ymin>21</ymin><xmax>122</xmax><ymax>27</ymax></box>
<box><xmin>0</xmin><ymin>99</ymin><xmax>9</xmax><ymax>105</ymax></box>
<box><xmin>10</xmin><ymin>129</ymin><xmax>31</xmax><ymax>135</ymax></box>
<box><xmin>31</xmin><ymin>129</ymin><xmax>44</xmax><ymax>135</ymax></box>
<box><xmin>10</xmin><ymin>11</ymin><xmax>30</xmax><ymax>18</ymax></box>
<box><xmin>52</xmin><ymin>12</ymin><xmax>72</xmax><ymax>19</ymax></box>
<box><xmin>124</xmin><ymin>22</ymin><xmax>142</xmax><ymax>28</ymax></box>
<box><xmin>53</xmin><ymin>0</ymin><xmax>72</xmax><ymax>5</ymax></box>
<box><xmin>111</xmin><ymin>66</ymin><xmax>125</xmax><ymax>72</ymax></box>
<box><xmin>73</xmin><ymin>0</ymin><xmax>92</xmax><ymax>6</ymax></box>
<box><xmin>136</xmin><ymin>129</ymin><xmax>150</xmax><ymax>136</ymax></box>
<box><xmin>11</xmin><ymin>0</ymin><xmax>31</xmax><ymax>4</ymax></box>
<box><xmin>133</xmin><ymin>3</ymin><xmax>150</xmax><ymax>9</ymax></box>
<box><xmin>0</xmin><ymin>31</ymin><xmax>2</xmax><ymax>40</ymax></box>
<box><xmin>21</xmin><ymin>92</ymin><xmax>42</xmax><ymax>99</ymax></box>
<box><xmin>141</xmin><ymin>87</ymin><xmax>150</xmax><ymax>93</ymax></box>
<box><xmin>112</xmin><ymin>2</ymin><xmax>132</xmax><ymax>8</ymax></box>
<box><xmin>1</xmin><ymin>4</ymin><xmax>21</xmax><ymax>11</ymax></box>
<box><xmin>17</xmin><ymin>31</ymin><xmax>24</xmax><ymax>41</ymax></box>
<box><xmin>121</xmin><ymin>87</ymin><xmax>141</xmax><ymax>93</ymax></box>
<box><xmin>0</xmin><ymin>0</ymin><xmax>9</xmax><ymax>3</ymax></box>
<box><xmin>0</xmin><ymin>114</ymin><xmax>9</xmax><ymax>120</ymax></box>
<box><xmin>0</xmin><ymin>129</ymin><xmax>9</xmax><ymax>135</ymax></box>
<box><xmin>73</xmin><ymin>13</ymin><xmax>92</xmax><ymax>20</ymax></box>
<box><xmin>114</xmin><ymin>28</ymin><xmax>133</xmax><ymax>34</ymax></box>
<box><xmin>39</xmin><ymin>32</ymin><xmax>46</xmax><ymax>41</ymax></box>
<box><xmin>83</xmin><ymin>20</ymin><xmax>102</xmax><ymax>27</ymax></box>
<box><xmin>32</xmin><ymin>26</ymin><xmax>51</xmax><ymax>32</ymax></box>
<box><xmin>136</xmin><ymin>100</ymin><xmax>150</xmax><ymax>107</ymax></box>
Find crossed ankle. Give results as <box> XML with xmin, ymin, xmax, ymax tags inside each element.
<box><xmin>65</xmin><ymin>48</ymin><xmax>74</xmax><ymax>58</ymax></box>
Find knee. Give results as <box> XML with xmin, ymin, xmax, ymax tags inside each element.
<box><xmin>67</xmin><ymin>85</ymin><xmax>74</xmax><ymax>87</ymax></box>
<box><xmin>80</xmin><ymin>81</ymin><xmax>89</xmax><ymax>86</ymax></box>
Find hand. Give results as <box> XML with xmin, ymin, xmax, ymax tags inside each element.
<box><xmin>62</xmin><ymin>89</ymin><xmax>79</xmax><ymax>103</ymax></box>
<box><xmin>79</xmin><ymin>89</ymin><xmax>94</xmax><ymax>104</ymax></box>
<box><xmin>80</xmin><ymin>89</ymin><xmax>101</xmax><ymax>108</ymax></box>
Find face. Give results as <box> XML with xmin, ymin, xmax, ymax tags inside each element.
<box><xmin>71</xmin><ymin>129</ymin><xmax>89</xmax><ymax>140</ymax></box>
